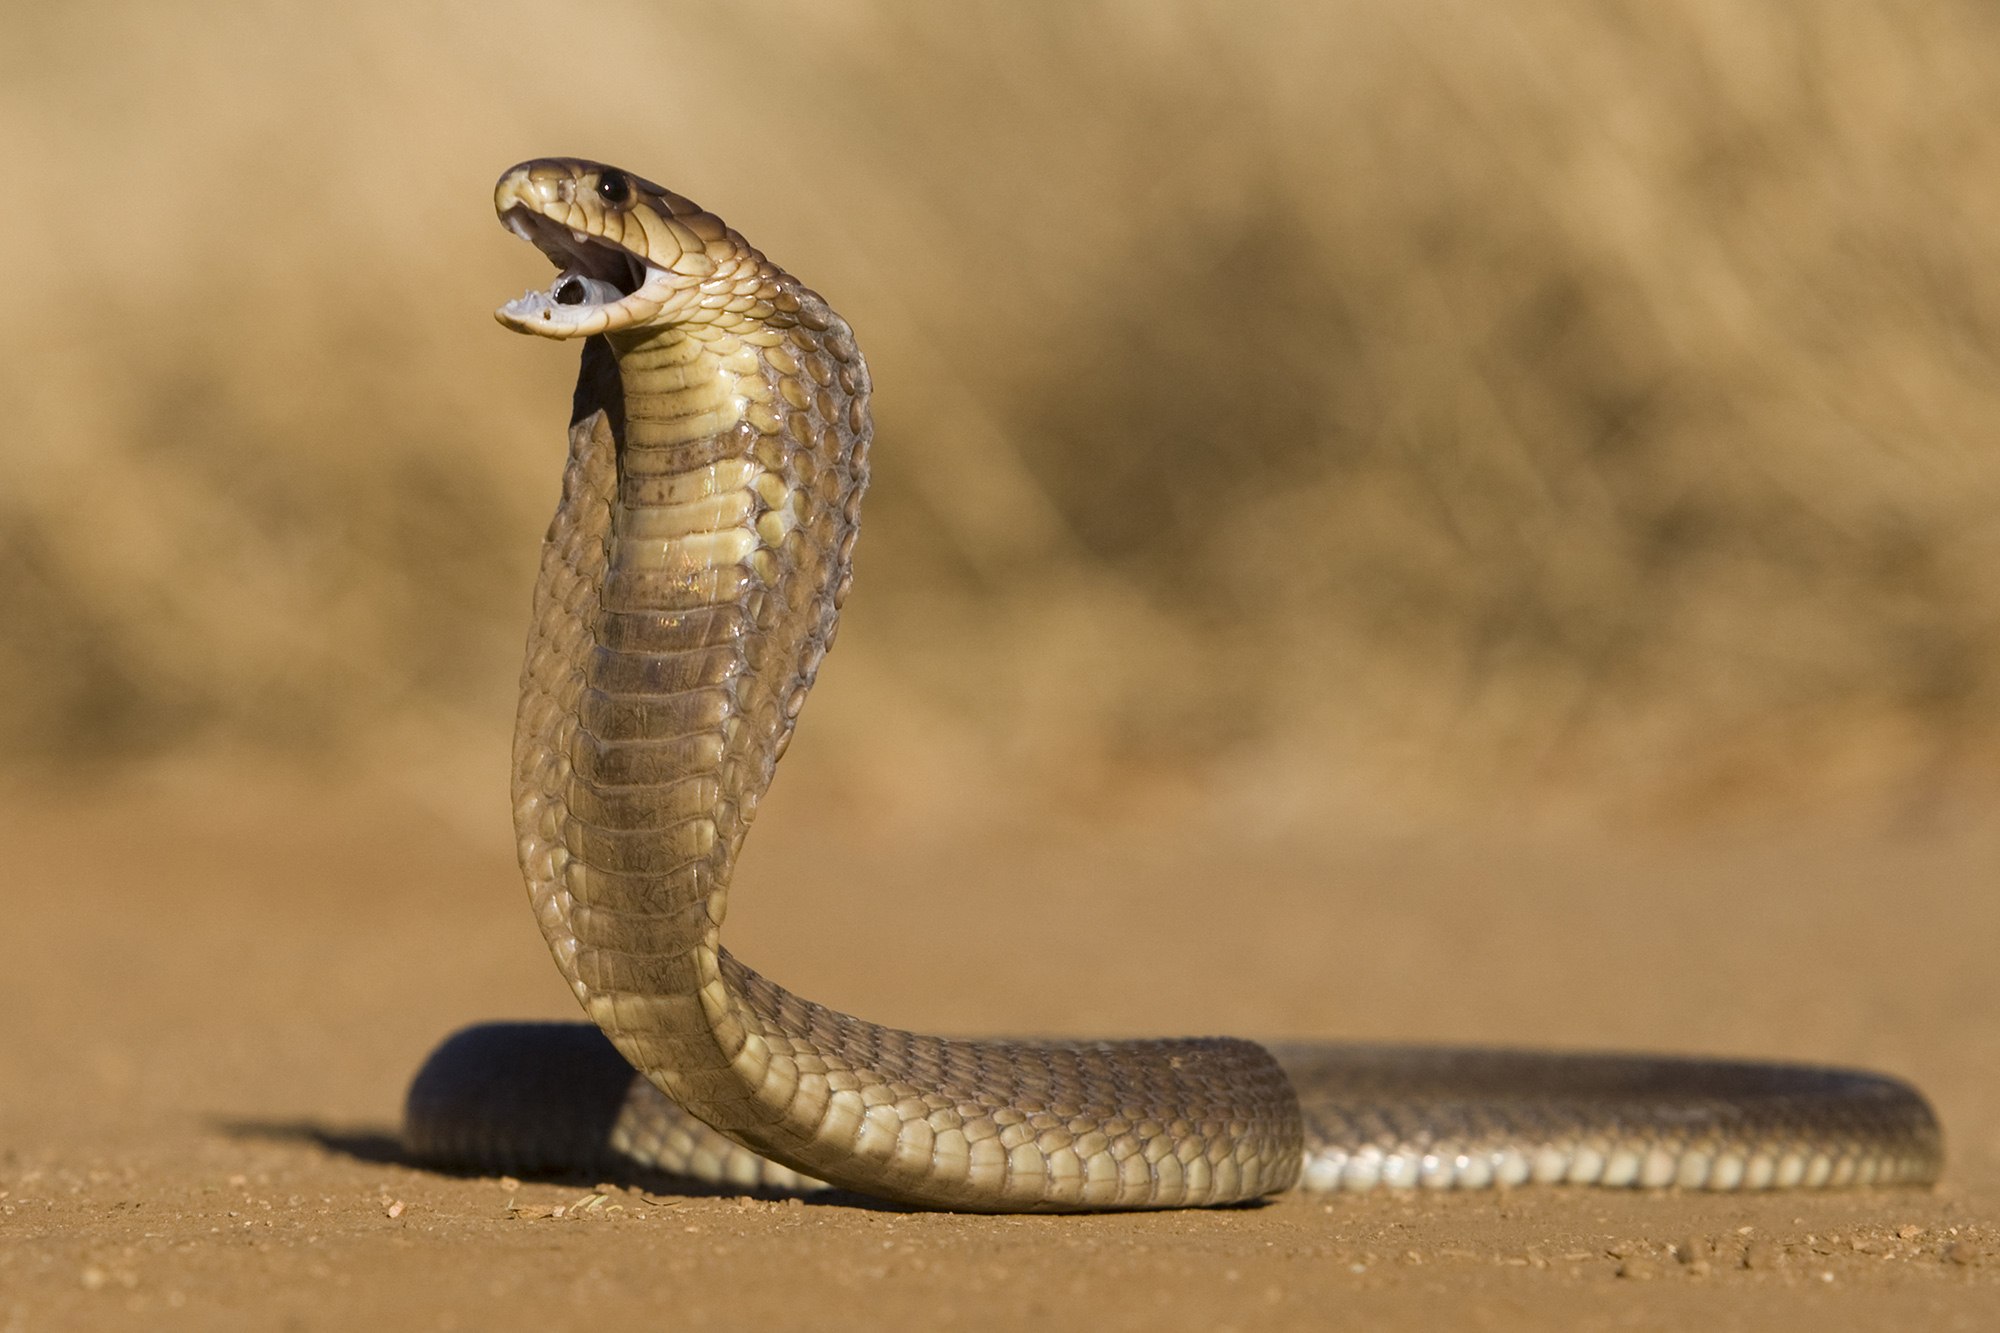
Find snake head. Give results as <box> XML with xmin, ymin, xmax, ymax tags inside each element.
<box><xmin>493</xmin><ymin>157</ymin><xmax>746</xmax><ymax>339</ymax></box>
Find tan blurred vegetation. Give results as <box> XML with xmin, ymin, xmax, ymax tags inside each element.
<box><xmin>4</xmin><ymin>2</ymin><xmax>1998</xmax><ymax>819</ymax></box>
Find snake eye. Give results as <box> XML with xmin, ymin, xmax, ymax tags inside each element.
<box><xmin>596</xmin><ymin>169</ymin><xmax>631</xmax><ymax>206</ymax></box>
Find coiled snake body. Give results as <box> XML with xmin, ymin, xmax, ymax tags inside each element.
<box><xmin>403</xmin><ymin>158</ymin><xmax>1942</xmax><ymax>1212</ymax></box>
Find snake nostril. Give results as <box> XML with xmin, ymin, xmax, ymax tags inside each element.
<box><xmin>596</xmin><ymin>169</ymin><xmax>631</xmax><ymax>206</ymax></box>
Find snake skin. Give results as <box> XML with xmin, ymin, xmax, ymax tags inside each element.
<box><xmin>402</xmin><ymin>158</ymin><xmax>1943</xmax><ymax>1212</ymax></box>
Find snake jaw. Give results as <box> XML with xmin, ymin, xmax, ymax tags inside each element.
<box><xmin>495</xmin><ymin>203</ymin><xmax>676</xmax><ymax>339</ymax></box>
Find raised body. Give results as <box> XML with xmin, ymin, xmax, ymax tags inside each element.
<box><xmin>403</xmin><ymin>159</ymin><xmax>1942</xmax><ymax>1211</ymax></box>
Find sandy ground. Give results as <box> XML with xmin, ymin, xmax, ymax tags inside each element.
<box><xmin>1</xmin><ymin>763</ymin><xmax>1994</xmax><ymax>1331</ymax></box>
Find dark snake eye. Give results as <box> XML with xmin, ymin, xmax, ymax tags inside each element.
<box><xmin>596</xmin><ymin>169</ymin><xmax>631</xmax><ymax>205</ymax></box>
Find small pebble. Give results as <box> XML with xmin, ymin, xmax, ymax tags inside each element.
<box><xmin>1616</xmin><ymin>1258</ymin><xmax>1660</xmax><ymax>1281</ymax></box>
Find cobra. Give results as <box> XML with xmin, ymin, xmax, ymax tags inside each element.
<box><xmin>402</xmin><ymin>158</ymin><xmax>1943</xmax><ymax>1212</ymax></box>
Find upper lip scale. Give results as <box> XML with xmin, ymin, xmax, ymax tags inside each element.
<box><xmin>501</xmin><ymin>206</ymin><xmax>628</xmax><ymax>269</ymax></box>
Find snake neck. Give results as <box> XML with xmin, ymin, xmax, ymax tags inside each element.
<box><xmin>512</xmin><ymin>285</ymin><xmax>869</xmax><ymax>1098</ymax></box>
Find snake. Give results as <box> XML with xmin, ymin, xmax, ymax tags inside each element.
<box><xmin>401</xmin><ymin>157</ymin><xmax>1943</xmax><ymax>1212</ymax></box>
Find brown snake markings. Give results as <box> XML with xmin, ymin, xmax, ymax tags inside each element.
<box><xmin>401</xmin><ymin>158</ymin><xmax>1943</xmax><ymax>1212</ymax></box>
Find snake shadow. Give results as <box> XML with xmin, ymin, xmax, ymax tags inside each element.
<box><xmin>215</xmin><ymin>1115</ymin><xmax>925</xmax><ymax>1211</ymax></box>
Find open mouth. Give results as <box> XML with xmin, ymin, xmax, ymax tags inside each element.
<box><xmin>496</xmin><ymin>206</ymin><xmax>663</xmax><ymax>334</ymax></box>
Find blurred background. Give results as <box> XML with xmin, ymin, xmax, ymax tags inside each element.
<box><xmin>4</xmin><ymin>0</ymin><xmax>1998</xmax><ymax>829</ymax></box>
<box><xmin>6</xmin><ymin>9</ymin><xmax>2000</xmax><ymax>1273</ymax></box>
